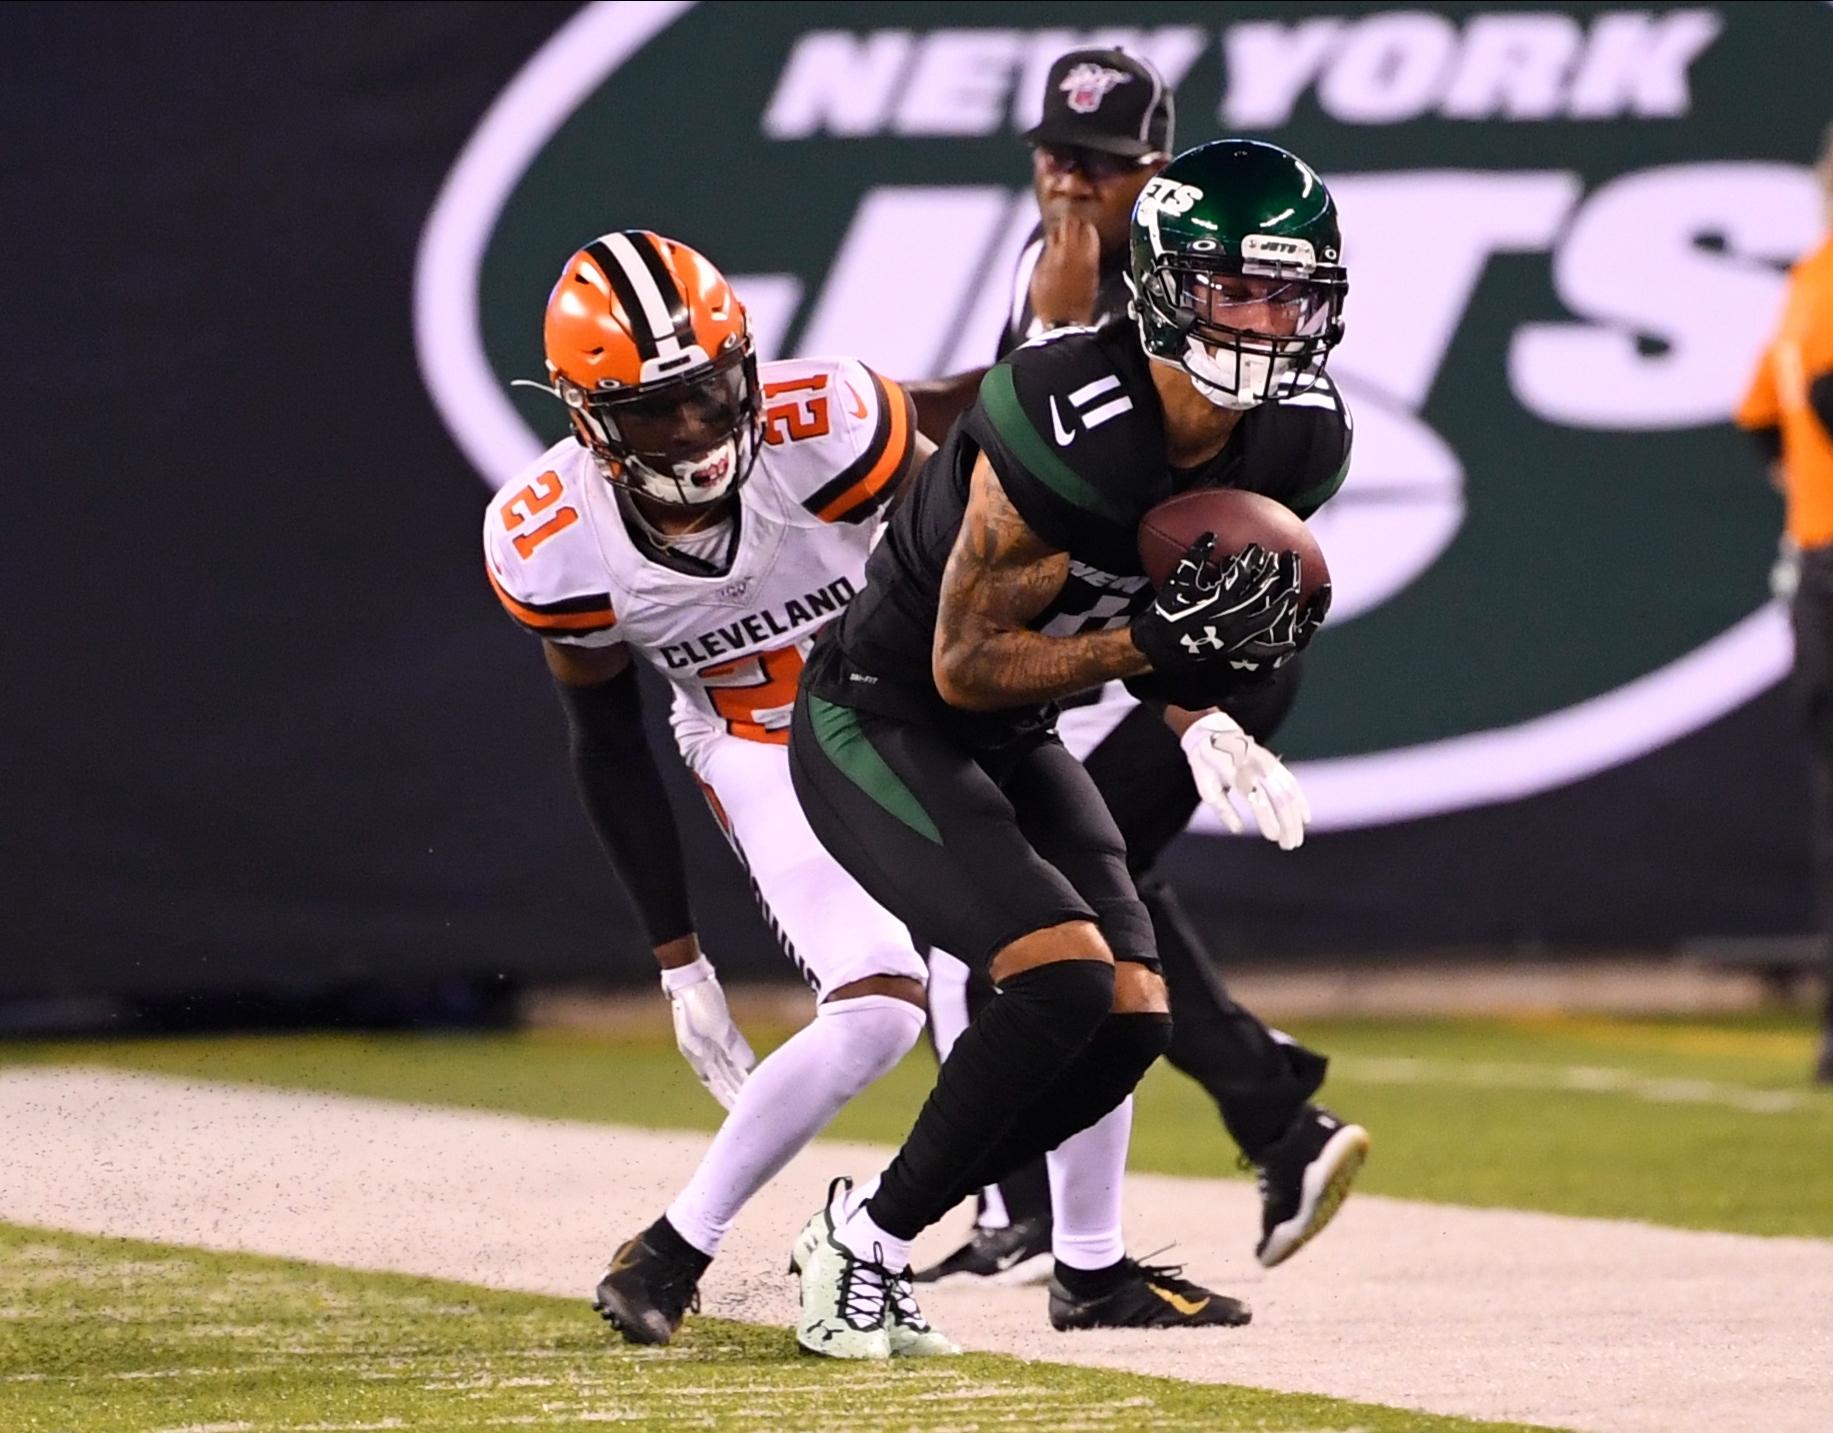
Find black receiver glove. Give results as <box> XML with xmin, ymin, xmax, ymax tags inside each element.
<box><xmin>1129</xmin><ymin>535</ymin><xmax>1303</xmax><ymax>675</ymax></box>
<box><xmin>1231</xmin><ymin>577</ymin><xmax>1332</xmax><ymax>674</ymax></box>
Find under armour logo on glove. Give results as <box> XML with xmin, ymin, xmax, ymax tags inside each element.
<box><xmin>1130</xmin><ymin>535</ymin><xmax>1304</xmax><ymax>676</ymax></box>
<box><xmin>1179</xmin><ymin>624</ymin><xmax>1227</xmax><ymax>655</ymax></box>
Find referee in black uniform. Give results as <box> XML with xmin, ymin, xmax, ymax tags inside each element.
<box><xmin>904</xmin><ymin>48</ymin><xmax>1365</xmax><ymax>1284</ymax></box>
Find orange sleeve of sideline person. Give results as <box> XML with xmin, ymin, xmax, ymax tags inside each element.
<box><xmin>1741</xmin><ymin>241</ymin><xmax>1833</xmax><ymax>547</ymax></box>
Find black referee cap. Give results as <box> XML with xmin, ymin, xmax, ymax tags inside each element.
<box><xmin>1023</xmin><ymin>49</ymin><xmax>1175</xmax><ymax>159</ymax></box>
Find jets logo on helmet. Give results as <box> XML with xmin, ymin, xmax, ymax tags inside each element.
<box><xmin>1139</xmin><ymin>177</ymin><xmax>1203</xmax><ymax>218</ymax></box>
<box><xmin>534</xmin><ymin>230</ymin><xmax>762</xmax><ymax>507</ymax></box>
<box><xmin>1059</xmin><ymin>62</ymin><xmax>1132</xmax><ymax>114</ymax></box>
<box><xmin>1130</xmin><ymin>140</ymin><xmax>1348</xmax><ymax>412</ymax></box>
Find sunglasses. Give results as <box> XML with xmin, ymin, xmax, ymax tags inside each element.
<box><xmin>1032</xmin><ymin>143</ymin><xmax>1157</xmax><ymax>183</ymax></box>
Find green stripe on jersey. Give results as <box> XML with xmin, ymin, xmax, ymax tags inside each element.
<box><xmin>980</xmin><ymin>365</ymin><xmax>1131</xmax><ymax>525</ymax></box>
<box><xmin>807</xmin><ymin>696</ymin><xmax>942</xmax><ymax>845</ymax></box>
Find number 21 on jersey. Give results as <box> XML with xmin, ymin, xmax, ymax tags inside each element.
<box><xmin>761</xmin><ymin>374</ymin><xmax>832</xmax><ymax>446</ymax></box>
<box><xmin>501</xmin><ymin>471</ymin><xmax>577</xmax><ymax>559</ymax></box>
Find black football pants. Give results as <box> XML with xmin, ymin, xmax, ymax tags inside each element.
<box><xmin>928</xmin><ymin>668</ymin><xmax>1328</xmax><ymax>1232</ymax></box>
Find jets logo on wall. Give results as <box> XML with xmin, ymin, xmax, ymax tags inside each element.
<box><xmin>416</xmin><ymin>1</ymin><xmax>1829</xmax><ymax>832</ymax></box>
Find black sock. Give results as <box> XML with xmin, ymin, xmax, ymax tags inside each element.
<box><xmin>866</xmin><ymin>959</ymin><xmax>1115</xmax><ymax>1240</ymax></box>
<box><xmin>1054</xmin><ymin>1255</ymin><xmax>1130</xmax><ymax>1297</ymax></box>
<box><xmin>647</xmin><ymin>1214</ymin><xmax>712</xmax><ymax>1275</ymax></box>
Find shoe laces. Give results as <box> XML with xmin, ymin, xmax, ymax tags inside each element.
<box><xmin>886</xmin><ymin>1268</ymin><xmax>929</xmax><ymax>1330</ymax></box>
<box><xmin>1130</xmin><ymin>1246</ymin><xmax>1204</xmax><ymax>1298</ymax></box>
<box><xmin>837</xmin><ymin>1241</ymin><xmax>891</xmax><ymax>1330</ymax></box>
<box><xmin>652</xmin><ymin>1257</ymin><xmax>703</xmax><ymax>1319</ymax></box>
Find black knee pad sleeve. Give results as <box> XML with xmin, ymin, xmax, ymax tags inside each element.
<box><xmin>973</xmin><ymin>1011</ymin><xmax>1173</xmax><ymax>1186</ymax></box>
<box><xmin>998</xmin><ymin>958</ymin><xmax>1116</xmax><ymax>1053</ymax></box>
<box><xmin>863</xmin><ymin>955</ymin><xmax>1116</xmax><ymax>1239</ymax></box>
<box><xmin>1107</xmin><ymin>1008</ymin><xmax>1174</xmax><ymax>1070</ymax></box>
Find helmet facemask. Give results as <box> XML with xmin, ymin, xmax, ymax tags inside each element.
<box><xmin>559</xmin><ymin>338</ymin><xmax>763</xmax><ymax>508</ymax></box>
<box><xmin>1136</xmin><ymin>257</ymin><xmax>1344</xmax><ymax>410</ymax></box>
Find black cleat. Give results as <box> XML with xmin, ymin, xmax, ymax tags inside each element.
<box><xmin>591</xmin><ymin>1229</ymin><xmax>703</xmax><ymax>1346</ymax></box>
<box><xmin>912</xmin><ymin>1216</ymin><xmax>1053</xmax><ymax>1287</ymax></box>
<box><xmin>1048</xmin><ymin>1257</ymin><xmax>1251</xmax><ymax>1330</ymax></box>
<box><xmin>1251</xmin><ymin>1104</ymin><xmax>1369</xmax><ymax>1268</ymax></box>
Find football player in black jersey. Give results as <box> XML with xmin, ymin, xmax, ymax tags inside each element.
<box><xmin>785</xmin><ymin>137</ymin><xmax>1361</xmax><ymax>1344</ymax></box>
<box><xmin>907</xmin><ymin>51</ymin><xmax>1369</xmax><ymax>1292</ymax></box>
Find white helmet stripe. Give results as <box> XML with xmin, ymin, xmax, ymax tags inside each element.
<box><xmin>603</xmin><ymin>230</ymin><xmax>683</xmax><ymax>357</ymax></box>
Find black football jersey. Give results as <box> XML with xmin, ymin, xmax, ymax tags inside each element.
<box><xmin>822</xmin><ymin>323</ymin><xmax>1351</xmax><ymax>728</ymax></box>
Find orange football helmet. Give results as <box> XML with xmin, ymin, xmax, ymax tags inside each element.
<box><xmin>541</xmin><ymin>230</ymin><xmax>759</xmax><ymax>507</ymax></box>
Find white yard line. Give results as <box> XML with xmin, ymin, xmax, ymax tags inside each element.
<box><xmin>2</xmin><ymin>1067</ymin><xmax>1829</xmax><ymax>1433</ymax></box>
<box><xmin>1335</xmin><ymin>1055</ymin><xmax>1817</xmax><ymax>1113</ymax></box>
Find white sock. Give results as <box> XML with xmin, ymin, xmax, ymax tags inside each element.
<box><xmin>666</xmin><ymin>994</ymin><xmax>922</xmax><ymax>1258</ymax></box>
<box><xmin>836</xmin><ymin>1201</ymin><xmax>914</xmax><ymax>1274</ymax></box>
<box><xmin>1046</xmin><ymin>1096</ymin><xmax>1133</xmax><ymax>1271</ymax></box>
<box><xmin>926</xmin><ymin>950</ymin><xmax>972</xmax><ymax>1055</ymax></box>
<box><xmin>840</xmin><ymin>1173</ymin><xmax>881</xmax><ymax>1222</ymax></box>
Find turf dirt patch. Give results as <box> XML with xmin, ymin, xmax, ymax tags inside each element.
<box><xmin>3</xmin><ymin>1067</ymin><xmax>1829</xmax><ymax>1433</ymax></box>
<box><xmin>7</xmin><ymin>1013</ymin><xmax>1826</xmax><ymax>1235</ymax></box>
<box><xmin>0</xmin><ymin>1223</ymin><xmax>1555</xmax><ymax>1433</ymax></box>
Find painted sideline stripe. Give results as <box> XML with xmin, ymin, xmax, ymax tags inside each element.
<box><xmin>1337</xmin><ymin>1055</ymin><xmax>1812</xmax><ymax>1114</ymax></box>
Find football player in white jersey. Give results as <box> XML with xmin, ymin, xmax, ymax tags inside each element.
<box><xmin>482</xmin><ymin>231</ymin><xmax>954</xmax><ymax>1354</ymax></box>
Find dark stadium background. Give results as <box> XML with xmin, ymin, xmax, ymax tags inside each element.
<box><xmin>3</xmin><ymin>1</ymin><xmax>1821</xmax><ymax>1029</ymax></box>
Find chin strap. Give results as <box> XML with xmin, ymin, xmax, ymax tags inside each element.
<box><xmin>1182</xmin><ymin>339</ymin><xmax>1277</xmax><ymax>412</ymax></box>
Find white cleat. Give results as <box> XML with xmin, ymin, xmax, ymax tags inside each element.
<box><xmin>794</xmin><ymin>1176</ymin><xmax>892</xmax><ymax>1360</ymax></box>
<box><xmin>884</xmin><ymin>1266</ymin><xmax>959</xmax><ymax>1357</ymax></box>
<box><xmin>790</xmin><ymin>1201</ymin><xmax>957</xmax><ymax>1358</ymax></box>
<box><xmin>788</xmin><ymin>1208</ymin><xmax>823</xmax><ymax>1280</ymax></box>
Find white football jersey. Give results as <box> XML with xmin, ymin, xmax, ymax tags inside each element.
<box><xmin>484</xmin><ymin>356</ymin><xmax>915</xmax><ymax>766</ymax></box>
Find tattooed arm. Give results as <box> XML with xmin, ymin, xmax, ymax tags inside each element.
<box><xmin>932</xmin><ymin>453</ymin><xmax>1150</xmax><ymax>711</ymax></box>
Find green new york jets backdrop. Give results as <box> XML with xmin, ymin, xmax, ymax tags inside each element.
<box><xmin>16</xmin><ymin>2</ymin><xmax>1832</xmax><ymax>1010</ymax></box>
<box><xmin>417</xmin><ymin>0</ymin><xmax>1829</xmax><ymax>832</ymax></box>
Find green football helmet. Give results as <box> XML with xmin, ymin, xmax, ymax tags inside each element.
<box><xmin>1129</xmin><ymin>139</ymin><xmax>1348</xmax><ymax>410</ymax></box>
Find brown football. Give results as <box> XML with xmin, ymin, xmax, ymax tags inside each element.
<box><xmin>1137</xmin><ymin>488</ymin><xmax>1329</xmax><ymax>599</ymax></box>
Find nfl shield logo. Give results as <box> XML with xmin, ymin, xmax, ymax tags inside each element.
<box><xmin>1060</xmin><ymin>63</ymin><xmax>1131</xmax><ymax>115</ymax></box>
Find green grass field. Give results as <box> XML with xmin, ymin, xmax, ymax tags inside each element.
<box><xmin>0</xmin><ymin>1222</ymin><xmax>1559</xmax><ymax>1433</ymax></box>
<box><xmin>6</xmin><ymin>1010</ymin><xmax>1828</xmax><ymax>1235</ymax></box>
<box><xmin>3</xmin><ymin>1009</ymin><xmax>1826</xmax><ymax>1431</ymax></box>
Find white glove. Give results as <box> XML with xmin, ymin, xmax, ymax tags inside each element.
<box><xmin>661</xmin><ymin>956</ymin><xmax>756</xmax><ymax>1110</ymax></box>
<box><xmin>1180</xmin><ymin>711</ymin><xmax>1311</xmax><ymax>852</ymax></box>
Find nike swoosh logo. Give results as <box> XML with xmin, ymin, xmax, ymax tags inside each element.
<box><xmin>1148</xmin><ymin>1284</ymin><xmax>1210</xmax><ymax>1317</ymax></box>
<box><xmin>607</xmin><ymin>1239</ymin><xmax>641</xmax><ymax>1274</ymax></box>
<box><xmin>993</xmin><ymin>1250</ymin><xmax>1025</xmax><ymax>1272</ymax></box>
<box><xmin>1049</xmin><ymin>395</ymin><xmax>1075</xmax><ymax>446</ymax></box>
<box><xmin>844</xmin><ymin>382</ymin><xmax>869</xmax><ymax>420</ymax></box>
